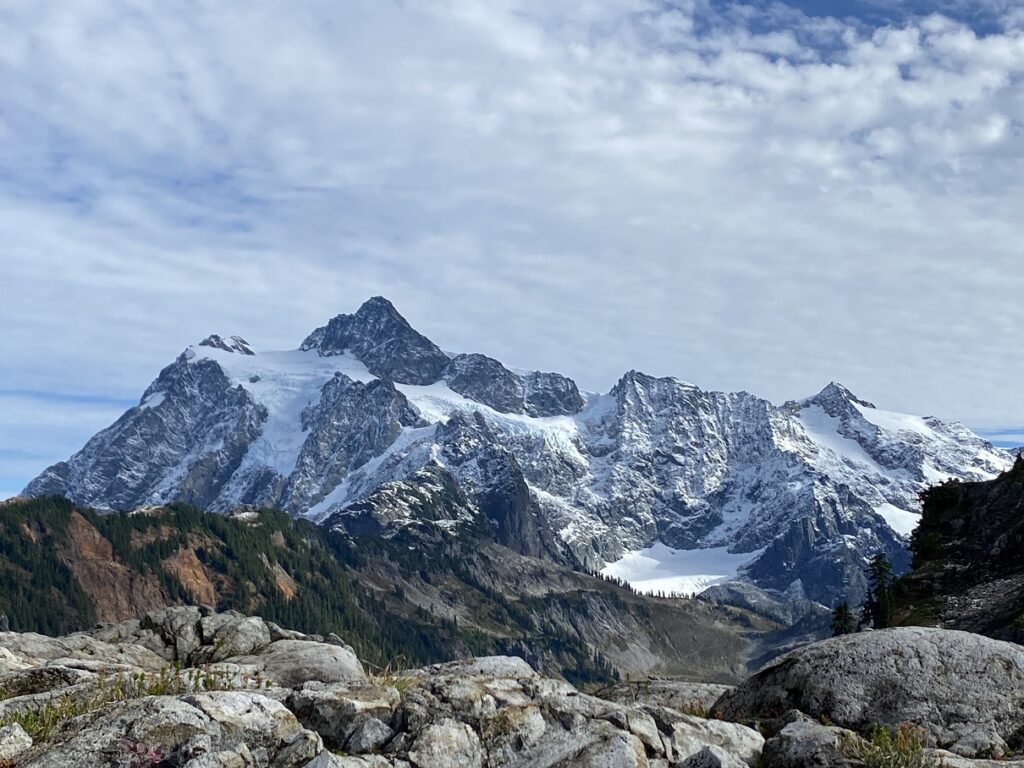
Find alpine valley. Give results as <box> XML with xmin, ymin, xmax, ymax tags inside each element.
<box><xmin>23</xmin><ymin>297</ymin><xmax>1010</xmax><ymax>609</ymax></box>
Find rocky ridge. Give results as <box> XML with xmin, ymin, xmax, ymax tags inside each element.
<box><xmin>3</xmin><ymin>609</ymin><xmax>1024</xmax><ymax>767</ymax></box>
<box><xmin>23</xmin><ymin>297</ymin><xmax>1011</xmax><ymax>604</ymax></box>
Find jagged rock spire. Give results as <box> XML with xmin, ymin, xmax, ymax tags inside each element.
<box><xmin>301</xmin><ymin>296</ymin><xmax>450</xmax><ymax>385</ymax></box>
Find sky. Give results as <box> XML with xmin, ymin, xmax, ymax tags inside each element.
<box><xmin>2</xmin><ymin>0</ymin><xmax>1023</xmax><ymax>497</ymax></box>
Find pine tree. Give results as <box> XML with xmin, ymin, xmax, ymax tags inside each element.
<box><xmin>831</xmin><ymin>601</ymin><xmax>856</xmax><ymax>636</ymax></box>
<box><xmin>860</xmin><ymin>553</ymin><xmax>894</xmax><ymax>629</ymax></box>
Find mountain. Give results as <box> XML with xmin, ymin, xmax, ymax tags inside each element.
<box><xmin>894</xmin><ymin>454</ymin><xmax>1024</xmax><ymax>641</ymax></box>
<box><xmin>24</xmin><ymin>297</ymin><xmax>1010</xmax><ymax>605</ymax></box>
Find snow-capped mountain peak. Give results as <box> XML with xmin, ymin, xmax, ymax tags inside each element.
<box><xmin>24</xmin><ymin>297</ymin><xmax>1012</xmax><ymax>605</ymax></box>
<box><xmin>300</xmin><ymin>296</ymin><xmax>450</xmax><ymax>385</ymax></box>
<box><xmin>198</xmin><ymin>334</ymin><xmax>255</xmax><ymax>356</ymax></box>
<box><xmin>806</xmin><ymin>381</ymin><xmax>876</xmax><ymax>412</ymax></box>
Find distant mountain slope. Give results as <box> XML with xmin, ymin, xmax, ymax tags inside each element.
<box><xmin>0</xmin><ymin>495</ymin><xmax>759</xmax><ymax>684</ymax></box>
<box><xmin>894</xmin><ymin>454</ymin><xmax>1024</xmax><ymax>642</ymax></box>
<box><xmin>24</xmin><ymin>297</ymin><xmax>1010</xmax><ymax>604</ymax></box>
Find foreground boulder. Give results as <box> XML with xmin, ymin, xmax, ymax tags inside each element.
<box><xmin>597</xmin><ymin>680</ymin><xmax>733</xmax><ymax>714</ymax></box>
<box><xmin>222</xmin><ymin>639</ymin><xmax>365</xmax><ymax>688</ymax></box>
<box><xmin>10</xmin><ymin>608</ymin><xmax>1024</xmax><ymax>767</ymax></box>
<box><xmin>90</xmin><ymin>607</ymin><xmax>366</xmax><ymax>688</ymax></box>
<box><xmin>17</xmin><ymin>692</ymin><xmax>321</xmax><ymax>768</ymax></box>
<box><xmin>714</xmin><ymin>626</ymin><xmax>1024</xmax><ymax>757</ymax></box>
<box><xmin>758</xmin><ymin>714</ymin><xmax>858</xmax><ymax>768</ymax></box>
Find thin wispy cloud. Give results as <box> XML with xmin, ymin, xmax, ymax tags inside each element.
<box><xmin>2</xmin><ymin>0</ymin><xmax>1023</xmax><ymax>491</ymax></box>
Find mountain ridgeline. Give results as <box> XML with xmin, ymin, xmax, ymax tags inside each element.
<box><xmin>23</xmin><ymin>297</ymin><xmax>1010</xmax><ymax>606</ymax></box>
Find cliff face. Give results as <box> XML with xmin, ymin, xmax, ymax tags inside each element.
<box><xmin>894</xmin><ymin>455</ymin><xmax>1024</xmax><ymax>641</ymax></box>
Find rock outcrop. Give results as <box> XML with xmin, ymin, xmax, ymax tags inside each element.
<box><xmin>0</xmin><ymin>609</ymin><xmax>768</xmax><ymax>768</ymax></box>
<box><xmin>444</xmin><ymin>353</ymin><xmax>584</xmax><ymax>417</ymax></box>
<box><xmin>19</xmin><ymin>693</ymin><xmax>321</xmax><ymax>768</ymax></box>
<box><xmin>5</xmin><ymin>610</ymin><xmax>1024</xmax><ymax>767</ymax></box>
<box><xmin>714</xmin><ymin>626</ymin><xmax>1024</xmax><ymax>758</ymax></box>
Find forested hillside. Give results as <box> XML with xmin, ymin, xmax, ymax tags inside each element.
<box><xmin>894</xmin><ymin>454</ymin><xmax>1024</xmax><ymax>641</ymax></box>
<box><xmin>0</xmin><ymin>496</ymin><xmax>759</xmax><ymax>685</ymax></box>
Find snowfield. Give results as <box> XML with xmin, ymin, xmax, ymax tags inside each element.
<box><xmin>601</xmin><ymin>543</ymin><xmax>763</xmax><ymax>596</ymax></box>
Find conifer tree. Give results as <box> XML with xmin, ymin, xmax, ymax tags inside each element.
<box><xmin>831</xmin><ymin>601</ymin><xmax>856</xmax><ymax>636</ymax></box>
<box><xmin>860</xmin><ymin>553</ymin><xmax>894</xmax><ymax>629</ymax></box>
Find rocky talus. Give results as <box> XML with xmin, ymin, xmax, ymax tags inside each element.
<box><xmin>1</xmin><ymin>609</ymin><xmax>1023</xmax><ymax>767</ymax></box>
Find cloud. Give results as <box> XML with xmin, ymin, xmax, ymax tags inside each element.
<box><xmin>2</xmin><ymin>0</ymin><xmax>1023</xmax><ymax>490</ymax></box>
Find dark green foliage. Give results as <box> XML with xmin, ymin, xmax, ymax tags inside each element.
<box><xmin>0</xmin><ymin>496</ymin><xmax>95</xmax><ymax>634</ymax></box>
<box><xmin>909</xmin><ymin>478</ymin><xmax>965</xmax><ymax>569</ymax></box>
<box><xmin>861</xmin><ymin>554</ymin><xmax>894</xmax><ymax>630</ymax></box>
<box><xmin>831</xmin><ymin>601</ymin><xmax>856</xmax><ymax>636</ymax></box>
<box><xmin>894</xmin><ymin>458</ymin><xmax>1024</xmax><ymax>641</ymax></box>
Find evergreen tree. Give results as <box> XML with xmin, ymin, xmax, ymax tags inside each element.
<box><xmin>860</xmin><ymin>553</ymin><xmax>894</xmax><ymax>629</ymax></box>
<box><xmin>831</xmin><ymin>601</ymin><xmax>855</xmax><ymax>636</ymax></box>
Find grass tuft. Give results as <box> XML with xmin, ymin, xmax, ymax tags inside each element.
<box><xmin>365</xmin><ymin>656</ymin><xmax>418</xmax><ymax>692</ymax></box>
<box><xmin>0</xmin><ymin>665</ymin><xmax>249</xmax><ymax>743</ymax></box>
<box><xmin>841</xmin><ymin>722</ymin><xmax>940</xmax><ymax>768</ymax></box>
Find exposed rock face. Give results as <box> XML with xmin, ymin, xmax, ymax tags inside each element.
<box><xmin>24</xmin><ymin>297</ymin><xmax>1010</xmax><ymax>603</ymax></box>
<box><xmin>288</xmin><ymin>683</ymin><xmax>401</xmax><ymax>750</ymax></box>
<box><xmin>597</xmin><ymin>680</ymin><xmax>733</xmax><ymax>715</ymax></box>
<box><xmin>0</xmin><ymin>723</ymin><xmax>33</xmax><ymax>761</ymax></box>
<box><xmin>301</xmin><ymin>296</ymin><xmax>450</xmax><ymax>385</ymax></box>
<box><xmin>283</xmin><ymin>374</ymin><xmax>424</xmax><ymax>511</ymax></box>
<box><xmin>714</xmin><ymin>627</ymin><xmax>1024</xmax><ymax>758</ymax></box>
<box><xmin>61</xmin><ymin>510</ymin><xmax>169</xmax><ymax>623</ymax></box>
<box><xmin>758</xmin><ymin>716</ymin><xmax>858</xmax><ymax>768</ymax></box>
<box><xmin>523</xmin><ymin>370</ymin><xmax>586</xmax><ymax>417</ymax></box>
<box><xmin>88</xmin><ymin>608</ymin><xmax>366</xmax><ymax>689</ymax></box>
<box><xmin>24</xmin><ymin>354</ymin><xmax>267</xmax><ymax>511</ymax></box>
<box><xmin>445</xmin><ymin>353</ymin><xmax>584</xmax><ymax>417</ymax></box>
<box><xmin>436</xmin><ymin>413</ymin><xmax>561</xmax><ymax>559</ymax></box>
<box><xmin>324</xmin><ymin>464</ymin><xmax>478</xmax><ymax>538</ymax></box>
<box><xmin>199</xmin><ymin>334</ymin><xmax>255</xmax><ymax>356</ymax></box>
<box><xmin>446</xmin><ymin>353</ymin><xmax>527</xmax><ymax>414</ymax></box>
<box><xmin>0</xmin><ymin>628</ymin><xmax>168</xmax><ymax>674</ymax></box>
<box><xmin>682</xmin><ymin>745</ymin><xmax>749</xmax><ymax>768</ymax></box>
<box><xmin>229</xmin><ymin>639</ymin><xmax>366</xmax><ymax>689</ymax></box>
<box><xmin>408</xmin><ymin>718</ymin><xmax>483</xmax><ymax>768</ymax></box>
